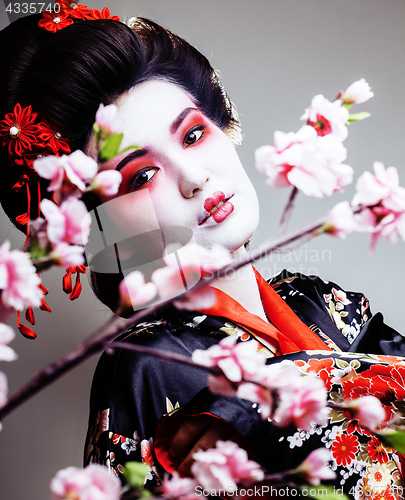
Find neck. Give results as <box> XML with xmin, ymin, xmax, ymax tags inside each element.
<box><xmin>210</xmin><ymin>246</ymin><xmax>268</xmax><ymax>322</ymax></box>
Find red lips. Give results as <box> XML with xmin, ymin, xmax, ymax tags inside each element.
<box><xmin>204</xmin><ymin>191</ymin><xmax>225</xmax><ymax>212</ymax></box>
<box><xmin>200</xmin><ymin>190</ymin><xmax>234</xmax><ymax>225</ymax></box>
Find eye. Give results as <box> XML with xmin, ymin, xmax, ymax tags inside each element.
<box><xmin>129</xmin><ymin>167</ymin><xmax>158</xmax><ymax>190</ymax></box>
<box><xmin>183</xmin><ymin>125</ymin><xmax>206</xmax><ymax>147</ymax></box>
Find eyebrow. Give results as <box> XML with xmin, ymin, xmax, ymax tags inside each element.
<box><xmin>115</xmin><ymin>148</ymin><xmax>149</xmax><ymax>171</ymax></box>
<box><xmin>170</xmin><ymin>107</ymin><xmax>197</xmax><ymax>134</ymax></box>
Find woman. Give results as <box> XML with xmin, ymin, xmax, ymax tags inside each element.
<box><xmin>1</xmin><ymin>7</ymin><xmax>404</xmax><ymax>499</ymax></box>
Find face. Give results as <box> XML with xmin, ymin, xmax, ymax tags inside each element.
<box><xmin>94</xmin><ymin>80</ymin><xmax>260</xmax><ymax>259</ymax></box>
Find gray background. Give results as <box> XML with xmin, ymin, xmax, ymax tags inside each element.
<box><xmin>0</xmin><ymin>0</ymin><xmax>404</xmax><ymax>498</ymax></box>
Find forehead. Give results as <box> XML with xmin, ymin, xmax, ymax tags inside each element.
<box><xmin>116</xmin><ymin>80</ymin><xmax>195</xmax><ymax>142</ymax></box>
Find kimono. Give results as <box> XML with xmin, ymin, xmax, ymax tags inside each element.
<box><xmin>84</xmin><ymin>270</ymin><xmax>405</xmax><ymax>499</ymax></box>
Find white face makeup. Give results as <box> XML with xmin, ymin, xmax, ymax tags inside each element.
<box><xmin>96</xmin><ymin>80</ymin><xmax>260</xmax><ymax>256</ymax></box>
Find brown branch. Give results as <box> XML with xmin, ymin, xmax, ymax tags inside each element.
<box><xmin>277</xmin><ymin>187</ymin><xmax>299</xmax><ymax>236</ymax></box>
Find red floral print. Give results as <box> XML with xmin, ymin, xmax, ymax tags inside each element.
<box><xmin>367</xmin><ymin>436</ymin><xmax>389</xmax><ymax>463</ymax></box>
<box><xmin>342</xmin><ymin>363</ymin><xmax>405</xmax><ymax>420</ymax></box>
<box><xmin>141</xmin><ymin>438</ymin><xmax>154</xmax><ymax>468</ymax></box>
<box><xmin>306</xmin><ymin>358</ymin><xmax>334</xmax><ymax>391</ymax></box>
<box><xmin>331</xmin><ymin>433</ymin><xmax>359</xmax><ymax>466</ymax></box>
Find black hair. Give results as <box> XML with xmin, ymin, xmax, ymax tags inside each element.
<box><xmin>0</xmin><ymin>14</ymin><xmax>240</xmax><ymax>312</ymax></box>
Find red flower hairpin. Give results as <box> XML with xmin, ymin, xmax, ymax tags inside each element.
<box><xmin>37</xmin><ymin>1</ymin><xmax>121</xmax><ymax>33</ymax></box>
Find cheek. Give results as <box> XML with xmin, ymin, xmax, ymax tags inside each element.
<box><xmin>101</xmin><ymin>190</ymin><xmax>162</xmax><ymax>239</ymax></box>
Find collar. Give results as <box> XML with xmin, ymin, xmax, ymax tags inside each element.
<box><xmin>198</xmin><ymin>267</ymin><xmax>331</xmax><ymax>355</ymax></box>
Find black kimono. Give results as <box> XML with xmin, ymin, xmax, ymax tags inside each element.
<box><xmin>84</xmin><ymin>271</ymin><xmax>405</xmax><ymax>499</ymax></box>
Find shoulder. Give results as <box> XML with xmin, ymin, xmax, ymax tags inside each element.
<box><xmin>269</xmin><ymin>270</ymin><xmax>370</xmax><ymax>316</ymax></box>
<box><xmin>269</xmin><ymin>270</ymin><xmax>371</xmax><ymax>347</ymax></box>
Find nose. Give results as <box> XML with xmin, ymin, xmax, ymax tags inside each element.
<box><xmin>175</xmin><ymin>157</ymin><xmax>210</xmax><ymax>199</ymax></box>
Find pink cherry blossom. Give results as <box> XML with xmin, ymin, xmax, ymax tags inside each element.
<box><xmin>353</xmin><ymin>162</ymin><xmax>405</xmax><ymax>211</ymax></box>
<box><xmin>40</xmin><ymin>198</ymin><xmax>91</xmax><ymax>246</ymax></box>
<box><xmin>50</xmin><ymin>464</ymin><xmax>121</xmax><ymax>500</ymax></box>
<box><xmin>191</xmin><ymin>440</ymin><xmax>264</xmax><ymax>492</ymax></box>
<box><xmin>237</xmin><ymin>382</ymin><xmax>273</xmax><ymax>420</ymax></box>
<box><xmin>342</xmin><ymin>79</ymin><xmax>374</xmax><ymax>105</ymax></box>
<box><xmin>0</xmin><ymin>240</ymin><xmax>42</xmax><ymax>311</ymax></box>
<box><xmin>50</xmin><ymin>242</ymin><xmax>85</xmax><ymax>267</ymax></box>
<box><xmin>207</xmin><ymin>373</ymin><xmax>237</xmax><ymax>398</ymax></box>
<box><xmin>34</xmin><ymin>150</ymin><xmax>98</xmax><ymax>192</ymax></box>
<box><xmin>301</xmin><ymin>94</ymin><xmax>349</xmax><ymax>141</ymax></box>
<box><xmin>273</xmin><ymin>370</ymin><xmax>328</xmax><ymax>431</ymax></box>
<box><xmin>163</xmin><ymin>471</ymin><xmax>198</xmax><ymax>499</ymax></box>
<box><xmin>346</xmin><ymin>396</ymin><xmax>386</xmax><ymax>430</ymax></box>
<box><xmin>0</xmin><ymin>370</ymin><xmax>8</xmax><ymax>408</ymax></box>
<box><xmin>89</xmin><ymin>170</ymin><xmax>122</xmax><ymax>196</ymax></box>
<box><xmin>95</xmin><ymin>103</ymin><xmax>122</xmax><ymax>136</ymax></box>
<box><xmin>255</xmin><ymin>125</ymin><xmax>353</xmax><ymax>198</ymax></box>
<box><xmin>0</xmin><ymin>323</ymin><xmax>17</xmax><ymax>362</ymax></box>
<box><xmin>295</xmin><ymin>448</ymin><xmax>336</xmax><ymax>485</ymax></box>
<box><xmin>325</xmin><ymin>201</ymin><xmax>357</xmax><ymax>239</ymax></box>
<box><xmin>173</xmin><ymin>286</ymin><xmax>216</xmax><ymax>311</ymax></box>
<box><xmin>119</xmin><ymin>270</ymin><xmax>158</xmax><ymax>309</ymax></box>
<box><xmin>192</xmin><ymin>336</ymin><xmax>267</xmax><ymax>383</ymax></box>
<box><xmin>152</xmin><ymin>243</ymin><xmax>231</xmax><ymax>300</ymax></box>
<box><xmin>352</xmin><ymin>162</ymin><xmax>405</xmax><ymax>252</ymax></box>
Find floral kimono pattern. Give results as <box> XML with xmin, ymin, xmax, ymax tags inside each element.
<box><xmin>84</xmin><ymin>272</ymin><xmax>405</xmax><ymax>498</ymax></box>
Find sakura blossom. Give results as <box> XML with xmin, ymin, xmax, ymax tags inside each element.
<box><xmin>236</xmin><ymin>382</ymin><xmax>273</xmax><ymax>419</ymax></box>
<box><xmin>192</xmin><ymin>336</ymin><xmax>267</xmax><ymax>383</ymax></box>
<box><xmin>190</xmin><ymin>440</ymin><xmax>264</xmax><ymax>492</ymax></box>
<box><xmin>207</xmin><ymin>373</ymin><xmax>237</xmax><ymax>398</ymax></box>
<box><xmin>34</xmin><ymin>150</ymin><xmax>98</xmax><ymax>193</ymax></box>
<box><xmin>352</xmin><ymin>162</ymin><xmax>405</xmax><ymax>211</ymax></box>
<box><xmin>255</xmin><ymin>125</ymin><xmax>353</xmax><ymax>197</ymax></box>
<box><xmin>324</xmin><ymin>201</ymin><xmax>357</xmax><ymax>238</ymax></box>
<box><xmin>173</xmin><ymin>286</ymin><xmax>217</xmax><ymax>311</ymax></box>
<box><xmin>346</xmin><ymin>396</ymin><xmax>386</xmax><ymax>431</ymax></box>
<box><xmin>341</xmin><ymin>79</ymin><xmax>374</xmax><ymax>105</ymax></box>
<box><xmin>301</xmin><ymin>94</ymin><xmax>350</xmax><ymax>141</ymax></box>
<box><xmin>0</xmin><ymin>370</ymin><xmax>8</xmax><ymax>409</ymax></box>
<box><xmin>0</xmin><ymin>240</ymin><xmax>42</xmax><ymax>311</ymax></box>
<box><xmin>352</xmin><ymin>162</ymin><xmax>405</xmax><ymax>251</ymax></box>
<box><xmin>119</xmin><ymin>270</ymin><xmax>158</xmax><ymax>310</ymax></box>
<box><xmin>272</xmin><ymin>370</ymin><xmax>328</xmax><ymax>431</ymax></box>
<box><xmin>95</xmin><ymin>103</ymin><xmax>122</xmax><ymax>137</ymax></box>
<box><xmin>0</xmin><ymin>323</ymin><xmax>17</xmax><ymax>362</ymax></box>
<box><xmin>40</xmin><ymin>198</ymin><xmax>91</xmax><ymax>246</ymax></box>
<box><xmin>163</xmin><ymin>471</ymin><xmax>198</xmax><ymax>499</ymax></box>
<box><xmin>89</xmin><ymin>170</ymin><xmax>122</xmax><ymax>196</ymax></box>
<box><xmin>294</xmin><ymin>448</ymin><xmax>336</xmax><ymax>485</ymax></box>
<box><xmin>50</xmin><ymin>242</ymin><xmax>85</xmax><ymax>267</ymax></box>
<box><xmin>152</xmin><ymin>242</ymin><xmax>231</xmax><ymax>300</ymax></box>
<box><xmin>50</xmin><ymin>464</ymin><xmax>121</xmax><ymax>500</ymax></box>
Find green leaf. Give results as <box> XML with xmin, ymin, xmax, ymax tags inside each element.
<box><xmin>347</xmin><ymin>112</ymin><xmax>371</xmax><ymax>122</ymax></box>
<box><xmin>98</xmin><ymin>133</ymin><xmax>124</xmax><ymax>162</ymax></box>
<box><xmin>122</xmin><ymin>461</ymin><xmax>149</xmax><ymax>491</ymax></box>
<box><xmin>120</xmin><ymin>145</ymin><xmax>140</xmax><ymax>154</ymax></box>
<box><xmin>29</xmin><ymin>239</ymin><xmax>48</xmax><ymax>261</ymax></box>
<box><xmin>303</xmin><ymin>485</ymin><xmax>349</xmax><ymax>499</ymax></box>
<box><xmin>92</xmin><ymin>122</ymin><xmax>100</xmax><ymax>144</ymax></box>
<box><xmin>376</xmin><ymin>429</ymin><xmax>405</xmax><ymax>453</ymax></box>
